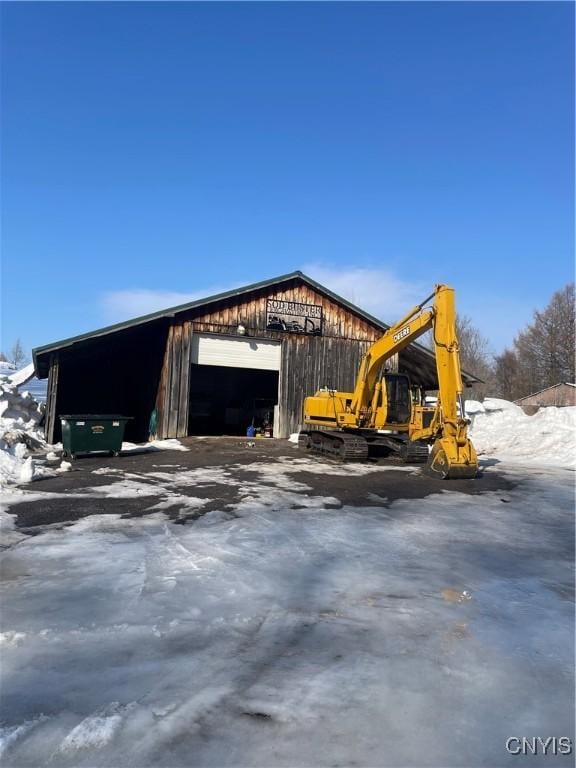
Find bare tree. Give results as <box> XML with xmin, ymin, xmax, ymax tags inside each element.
<box><xmin>454</xmin><ymin>315</ymin><xmax>494</xmax><ymax>400</ymax></box>
<box><xmin>0</xmin><ymin>352</ymin><xmax>7</xmax><ymax>363</ymax></box>
<box><xmin>493</xmin><ymin>284</ymin><xmax>575</xmax><ymax>400</ymax></box>
<box><xmin>419</xmin><ymin>314</ymin><xmax>494</xmax><ymax>400</ymax></box>
<box><xmin>493</xmin><ymin>349</ymin><xmax>520</xmax><ymax>400</ymax></box>
<box><xmin>515</xmin><ymin>283</ymin><xmax>574</xmax><ymax>394</ymax></box>
<box><xmin>9</xmin><ymin>339</ymin><xmax>26</xmax><ymax>369</ymax></box>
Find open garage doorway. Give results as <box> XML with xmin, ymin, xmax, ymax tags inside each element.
<box><xmin>188</xmin><ymin>365</ymin><xmax>279</xmax><ymax>436</ymax></box>
<box><xmin>188</xmin><ymin>334</ymin><xmax>282</xmax><ymax>437</ymax></box>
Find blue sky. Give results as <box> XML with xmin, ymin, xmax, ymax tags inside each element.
<box><xmin>1</xmin><ymin>1</ymin><xmax>573</xmax><ymax>359</ymax></box>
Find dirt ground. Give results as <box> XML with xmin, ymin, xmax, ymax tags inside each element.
<box><xmin>13</xmin><ymin>437</ymin><xmax>514</xmax><ymax>531</ymax></box>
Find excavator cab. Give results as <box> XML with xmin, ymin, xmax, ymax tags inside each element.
<box><xmin>383</xmin><ymin>374</ymin><xmax>411</xmax><ymax>425</ymax></box>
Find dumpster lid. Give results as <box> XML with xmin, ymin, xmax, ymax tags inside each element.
<box><xmin>59</xmin><ymin>414</ymin><xmax>133</xmax><ymax>420</ymax></box>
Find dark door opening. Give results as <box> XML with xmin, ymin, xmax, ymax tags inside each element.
<box><xmin>188</xmin><ymin>364</ymin><xmax>279</xmax><ymax>436</ymax></box>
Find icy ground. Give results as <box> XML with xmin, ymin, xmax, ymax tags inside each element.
<box><xmin>0</xmin><ymin>456</ymin><xmax>574</xmax><ymax>767</ymax></box>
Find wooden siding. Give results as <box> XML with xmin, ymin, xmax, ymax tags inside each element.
<box><xmin>45</xmin><ymin>321</ymin><xmax>168</xmax><ymax>444</ymax></box>
<box><xmin>44</xmin><ymin>354</ymin><xmax>59</xmax><ymax>444</ymax></box>
<box><xmin>156</xmin><ymin>322</ymin><xmax>192</xmax><ymax>439</ymax></box>
<box><xmin>154</xmin><ymin>280</ymin><xmax>407</xmax><ymax>438</ymax></box>
<box><xmin>515</xmin><ymin>383</ymin><xmax>576</xmax><ymax>414</ymax></box>
<box><xmin>277</xmin><ymin>335</ymin><xmax>374</xmax><ymax>436</ymax></box>
<box><xmin>183</xmin><ymin>283</ymin><xmax>381</xmax><ymax>342</ymax></box>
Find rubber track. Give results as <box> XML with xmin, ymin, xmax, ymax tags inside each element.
<box><xmin>401</xmin><ymin>441</ymin><xmax>430</xmax><ymax>463</ymax></box>
<box><xmin>299</xmin><ymin>430</ymin><xmax>369</xmax><ymax>460</ymax></box>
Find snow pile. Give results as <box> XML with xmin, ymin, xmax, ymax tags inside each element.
<box><xmin>0</xmin><ymin>363</ymin><xmax>47</xmax><ymax>404</ymax></box>
<box><xmin>0</xmin><ymin>502</ymin><xmax>29</xmax><ymax>546</ymax></box>
<box><xmin>466</xmin><ymin>398</ymin><xmax>576</xmax><ymax>469</ymax></box>
<box><xmin>0</xmin><ymin>361</ymin><xmax>16</xmax><ymax>376</ymax></box>
<box><xmin>0</xmin><ymin>374</ymin><xmax>43</xmax><ymax>426</ymax></box>
<box><xmin>0</xmin><ymin>374</ymin><xmax>53</xmax><ymax>486</ymax></box>
<box><xmin>8</xmin><ymin>362</ymin><xmax>35</xmax><ymax>387</ymax></box>
<box><xmin>0</xmin><ymin>371</ymin><xmax>65</xmax><ymax>486</ymax></box>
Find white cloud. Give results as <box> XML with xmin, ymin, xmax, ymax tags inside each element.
<box><xmin>99</xmin><ymin>268</ymin><xmax>519</xmax><ymax>354</ymax></box>
<box><xmin>100</xmin><ymin>268</ymin><xmax>427</xmax><ymax>327</ymax></box>
<box><xmin>301</xmin><ymin>263</ymin><xmax>427</xmax><ymax>325</ymax></box>
<box><xmin>100</xmin><ymin>288</ymin><xmax>227</xmax><ymax>324</ymax></box>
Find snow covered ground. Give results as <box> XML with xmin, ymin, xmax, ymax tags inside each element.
<box><xmin>0</xmin><ymin>454</ymin><xmax>573</xmax><ymax>767</ymax></box>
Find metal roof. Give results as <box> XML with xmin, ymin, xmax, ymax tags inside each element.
<box><xmin>33</xmin><ymin>270</ymin><xmax>481</xmax><ymax>384</ymax></box>
<box><xmin>515</xmin><ymin>382</ymin><xmax>576</xmax><ymax>402</ymax></box>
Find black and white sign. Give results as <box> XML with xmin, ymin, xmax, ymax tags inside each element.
<box><xmin>266</xmin><ymin>299</ymin><xmax>322</xmax><ymax>335</ymax></box>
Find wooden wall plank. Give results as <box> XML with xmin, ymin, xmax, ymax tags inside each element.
<box><xmin>275</xmin><ymin>335</ymin><xmax>375</xmax><ymax>437</ymax></box>
<box><xmin>155</xmin><ymin>326</ymin><xmax>174</xmax><ymax>439</ymax></box>
<box><xmin>45</xmin><ymin>354</ymin><xmax>59</xmax><ymax>443</ymax></box>
<box><xmin>177</xmin><ymin>322</ymin><xmax>192</xmax><ymax>437</ymax></box>
<box><xmin>167</xmin><ymin>325</ymin><xmax>183</xmax><ymax>438</ymax></box>
<box><xmin>186</xmin><ymin>283</ymin><xmax>382</xmax><ymax>343</ymax></box>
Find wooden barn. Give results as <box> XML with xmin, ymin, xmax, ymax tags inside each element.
<box><xmin>515</xmin><ymin>382</ymin><xmax>576</xmax><ymax>415</ymax></box>
<box><xmin>33</xmin><ymin>271</ymin><xmax>479</xmax><ymax>444</ymax></box>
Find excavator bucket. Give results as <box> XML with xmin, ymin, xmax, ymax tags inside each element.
<box><xmin>425</xmin><ymin>436</ymin><xmax>479</xmax><ymax>480</ymax></box>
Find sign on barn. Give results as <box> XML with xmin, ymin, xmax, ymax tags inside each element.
<box><xmin>266</xmin><ymin>299</ymin><xmax>322</xmax><ymax>335</ymax></box>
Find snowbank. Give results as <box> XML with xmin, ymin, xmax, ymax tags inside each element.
<box><xmin>0</xmin><ymin>372</ymin><xmax>69</xmax><ymax>487</ymax></box>
<box><xmin>466</xmin><ymin>398</ymin><xmax>576</xmax><ymax>469</ymax></box>
<box><xmin>0</xmin><ymin>362</ymin><xmax>16</xmax><ymax>376</ymax></box>
<box><xmin>0</xmin><ymin>375</ymin><xmax>55</xmax><ymax>487</ymax></box>
<box><xmin>8</xmin><ymin>362</ymin><xmax>36</xmax><ymax>387</ymax></box>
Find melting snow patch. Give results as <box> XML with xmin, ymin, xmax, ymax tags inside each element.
<box><xmin>121</xmin><ymin>439</ymin><xmax>189</xmax><ymax>454</ymax></box>
<box><xmin>236</xmin><ymin>456</ymin><xmax>417</xmax><ymax>483</ymax></box>
<box><xmin>0</xmin><ymin>630</ymin><xmax>26</xmax><ymax>647</ymax></box>
<box><xmin>0</xmin><ymin>716</ymin><xmax>49</xmax><ymax>759</ymax></box>
<box><xmin>58</xmin><ymin>704</ymin><xmax>129</xmax><ymax>752</ymax></box>
<box><xmin>0</xmin><ymin>508</ymin><xmax>27</xmax><ymax>547</ymax></box>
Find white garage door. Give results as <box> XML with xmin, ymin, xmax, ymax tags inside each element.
<box><xmin>191</xmin><ymin>334</ymin><xmax>281</xmax><ymax>371</ymax></box>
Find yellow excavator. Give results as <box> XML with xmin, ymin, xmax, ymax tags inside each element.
<box><xmin>299</xmin><ymin>284</ymin><xmax>479</xmax><ymax>479</ymax></box>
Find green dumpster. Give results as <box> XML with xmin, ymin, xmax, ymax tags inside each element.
<box><xmin>60</xmin><ymin>415</ymin><xmax>132</xmax><ymax>459</ymax></box>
